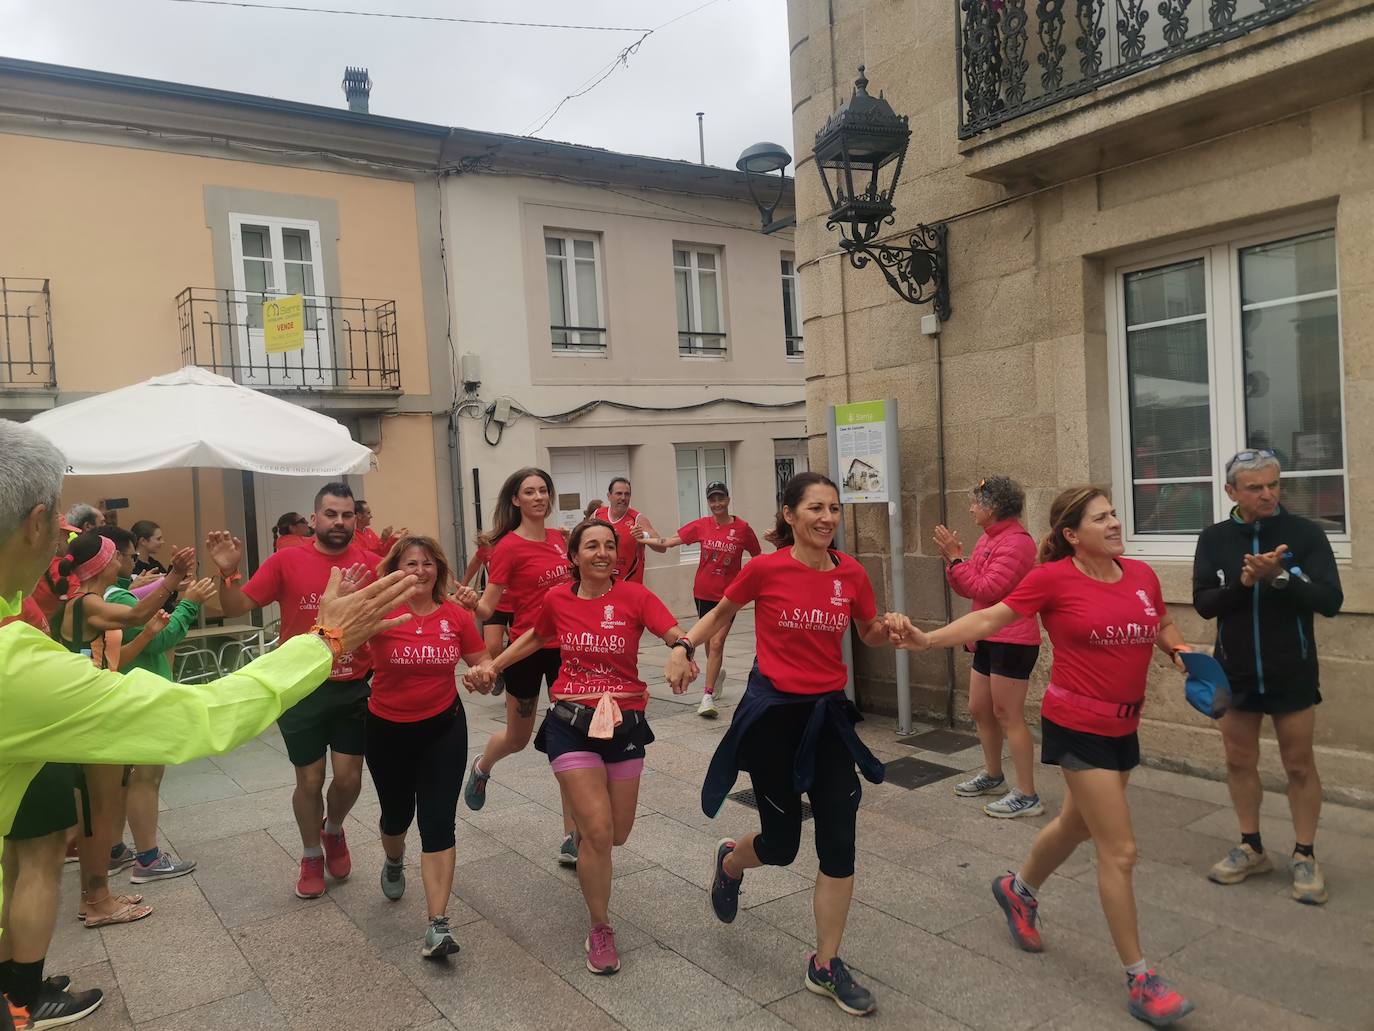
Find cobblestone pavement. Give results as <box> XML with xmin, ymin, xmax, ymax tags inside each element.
<box><xmin>50</xmin><ymin>613</ymin><xmax>1373</xmax><ymax>1029</ymax></box>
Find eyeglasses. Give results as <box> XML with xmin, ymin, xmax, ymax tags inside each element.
<box><xmin>1225</xmin><ymin>448</ymin><xmax>1277</xmax><ymax>472</ymax></box>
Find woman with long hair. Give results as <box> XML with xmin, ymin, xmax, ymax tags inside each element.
<box><xmin>466</xmin><ymin>518</ymin><xmax>688</xmax><ymax>974</ymax></box>
<box><xmin>889</xmin><ymin>486</ymin><xmax>1195</xmax><ymax>1026</ymax></box>
<box><xmin>453</xmin><ymin>468</ymin><xmax>577</xmax><ymax>860</ymax></box>
<box><xmin>665</xmin><ymin>472</ymin><xmax>895</xmax><ymax>1017</ymax></box>
<box><xmin>935</xmin><ymin>475</ymin><xmax>1043</xmax><ymax>818</ymax></box>
<box><xmin>365</xmin><ymin>535</ymin><xmax>491</xmax><ymax>960</ymax></box>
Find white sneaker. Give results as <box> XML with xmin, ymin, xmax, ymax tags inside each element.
<box><xmin>697</xmin><ymin>693</ymin><xmax>719</xmax><ymax>719</ymax></box>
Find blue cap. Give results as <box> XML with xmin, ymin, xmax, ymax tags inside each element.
<box><xmin>1181</xmin><ymin>651</ymin><xmax>1232</xmax><ymax>719</ymax></box>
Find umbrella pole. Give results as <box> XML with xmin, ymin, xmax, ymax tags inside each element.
<box><xmin>192</xmin><ymin>467</ymin><xmax>205</xmax><ymax>628</ymax></box>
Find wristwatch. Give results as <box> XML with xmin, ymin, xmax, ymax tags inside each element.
<box><xmin>1272</xmin><ymin>569</ymin><xmax>1291</xmax><ymax>590</ymax></box>
<box><xmin>669</xmin><ymin>638</ymin><xmax>696</xmax><ymax>663</ymax></box>
<box><xmin>947</xmin><ymin>558</ymin><xmax>964</xmax><ymax>567</ymax></box>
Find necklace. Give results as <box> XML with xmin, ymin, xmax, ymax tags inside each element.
<box><xmin>411</xmin><ymin>604</ymin><xmax>439</xmax><ymax>634</ymax></box>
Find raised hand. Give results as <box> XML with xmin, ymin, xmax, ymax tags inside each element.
<box><xmin>337</xmin><ymin>562</ymin><xmax>373</xmax><ymax>597</ymax></box>
<box><xmin>933</xmin><ymin>524</ymin><xmax>963</xmax><ymax>562</ymax></box>
<box><xmin>143</xmin><ymin>610</ymin><xmax>172</xmax><ymax>635</ymax></box>
<box><xmin>317</xmin><ymin>568</ymin><xmax>419</xmax><ymax>655</ymax></box>
<box><xmin>168</xmin><ymin>546</ymin><xmax>197</xmax><ymax>577</ymax></box>
<box><xmin>184</xmin><ymin>577</ymin><xmax>218</xmax><ymax>605</ymax></box>
<box><xmin>452</xmin><ymin>584</ymin><xmax>481</xmax><ymax>611</ymax></box>
<box><xmin>205</xmin><ymin>531</ymin><xmax>244</xmax><ymax>575</ymax></box>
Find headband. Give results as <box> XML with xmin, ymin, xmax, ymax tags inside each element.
<box><xmin>71</xmin><ymin>535</ymin><xmax>118</xmax><ymax>582</ymax></box>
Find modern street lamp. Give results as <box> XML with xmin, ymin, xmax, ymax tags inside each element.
<box><xmin>814</xmin><ymin>67</ymin><xmax>950</xmax><ymax>319</ymax></box>
<box><xmin>736</xmin><ymin>141</ymin><xmax>796</xmax><ymax>234</ymax></box>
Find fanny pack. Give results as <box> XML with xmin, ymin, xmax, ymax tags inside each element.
<box><xmin>1044</xmin><ymin>683</ymin><xmax>1143</xmax><ymax>727</ymax></box>
<box><xmin>550</xmin><ymin>698</ymin><xmax>643</xmax><ymax>738</ymax></box>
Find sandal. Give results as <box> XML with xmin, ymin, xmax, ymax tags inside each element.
<box><xmin>83</xmin><ymin>899</ymin><xmax>153</xmax><ymax>928</ymax></box>
<box><xmin>78</xmin><ymin>893</ymin><xmax>146</xmax><ymax>923</ymax></box>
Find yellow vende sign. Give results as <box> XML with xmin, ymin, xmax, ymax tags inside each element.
<box><xmin>263</xmin><ymin>295</ymin><xmax>305</xmax><ymax>354</ymax></box>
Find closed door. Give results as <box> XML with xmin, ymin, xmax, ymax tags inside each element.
<box><xmin>549</xmin><ymin>446</ymin><xmax>629</xmax><ymax>529</ymax></box>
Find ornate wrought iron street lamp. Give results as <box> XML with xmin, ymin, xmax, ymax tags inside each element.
<box><xmin>814</xmin><ymin>67</ymin><xmax>950</xmax><ymax>319</ymax></box>
<box><xmin>736</xmin><ymin>141</ymin><xmax>795</xmax><ymax>234</ymax></box>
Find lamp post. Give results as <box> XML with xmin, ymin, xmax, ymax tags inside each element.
<box><xmin>736</xmin><ymin>141</ymin><xmax>796</xmax><ymax>234</ymax></box>
<box><xmin>813</xmin><ymin>67</ymin><xmax>950</xmax><ymax>319</ymax></box>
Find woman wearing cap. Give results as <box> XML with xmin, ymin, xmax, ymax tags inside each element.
<box><xmin>639</xmin><ymin>480</ymin><xmax>760</xmax><ymax>718</ymax></box>
<box><xmin>466</xmin><ymin>518</ymin><xmax>689</xmax><ymax>975</ymax></box>
<box><xmin>934</xmin><ymin>476</ymin><xmax>1043</xmax><ymax>818</ymax></box>
<box><xmin>888</xmin><ymin>486</ymin><xmax>1195</xmax><ymax>1026</ymax></box>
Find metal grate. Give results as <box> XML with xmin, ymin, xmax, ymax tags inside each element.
<box><xmin>895</xmin><ymin>729</ymin><xmax>980</xmax><ymax>754</ymax></box>
<box><xmin>881</xmin><ymin>756</ymin><xmax>964</xmax><ymax>790</ymax></box>
<box><xmin>729</xmin><ymin>789</ymin><xmax>813</xmax><ymax>822</ymax></box>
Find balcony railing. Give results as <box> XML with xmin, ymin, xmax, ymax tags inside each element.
<box><xmin>956</xmin><ymin>0</ymin><xmax>1314</xmax><ymax>138</ymax></box>
<box><xmin>679</xmin><ymin>331</ymin><xmax>728</xmax><ymax>358</ymax></box>
<box><xmin>786</xmin><ymin>335</ymin><xmax>805</xmax><ymax>359</ymax></box>
<box><xmin>0</xmin><ymin>278</ymin><xmax>56</xmax><ymax>389</ymax></box>
<box><xmin>177</xmin><ymin>288</ymin><xmax>400</xmax><ymax>392</ymax></box>
<box><xmin>551</xmin><ymin>324</ymin><xmax>608</xmax><ymax>355</ymax></box>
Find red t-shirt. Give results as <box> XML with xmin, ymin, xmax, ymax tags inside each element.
<box><xmin>534</xmin><ymin>580</ymin><xmax>676</xmax><ymax>712</ymax></box>
<box><xmin>725</xmin><ymin>549</ymin><xmax>877</xmax><ymax>695</ymax></box>
<box><xmin>32</xmin><ymin>557</ymin><xmax>73</xmax><ymax>620</ymax></box>
<box><xmin>678</xmin><ymin>516</ymin><xmax>761</xmax><ymax>602</ymax></box>
<box><xmin>368</xmin><ymin>599</ymin><xmax>485</xmax><ymax>722</ymax></box>
<box><xmin>275</xmin><ymin>534</ymin><xmax>313</xmax><ymax>553</ymax></box>
<box><xmin>242</xmin><ymin>542</ymin><xmax>379</xmax><ymax>680</ymax></box>
<box><xmin>593</xmin><ymin>506</ymin><xmax>646</xmax><ymax>583</ymax></box>
<box><xmin>1</xmin><ymin>596</ymin><xmax>51</xmax><ymax>635</ymax></box>
<box><xmin>1003</xmin><ymin>557</ymin><xmax>1167</xmax><ymax>736</ymax></box>
<box><xmin>354</xmin><ymin>526</ymin><xmax>392</xmax><ymax>557</ymax></box>
<box><xmin>487</xmin><ymin>529</ymin><xmax>572</xmax><ymax>642</ymax></box>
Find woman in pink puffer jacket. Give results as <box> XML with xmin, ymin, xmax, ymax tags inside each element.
<box><xmin>934</xmin><ymin>476</ymin><xmax>1043</xmax><ymax>819</ymax></box>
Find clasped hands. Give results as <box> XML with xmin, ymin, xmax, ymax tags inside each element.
<box><xmin>1240</xmin><ymin>545</ymin><xmax>1288</xmax><ymax>588</ymax></box>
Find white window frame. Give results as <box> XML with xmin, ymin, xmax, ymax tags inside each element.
<box><xmin>1105</xmin><ymin>213</ymin><xmax>1350</xmax><ymax>560</ymax></box>
<box><xmin>674</xmin><ymin>444</ymin><xmax>730</xmax><ymax>563</ymax></box>
<box><xmin>781</xmin><ymin>255</ymin><xmax>804</xmax><ymax>359</ymax></box>
<box><xmin>544</xmin><ymin>230</ymin><xmax>607</xmax><ymax>356</ymax></box>
<box><xmin>674</xmin><ymin>245</ymin><xmax>727</xmax><ymax>359</ymax></box>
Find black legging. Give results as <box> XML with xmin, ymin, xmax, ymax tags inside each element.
<box><xmin>364</xmin><ymin>704</ymin><xmax>467</xmax><ymax>852</ymax></box>
<box><xmin>741</xmin><ymin>699</ymin><xmax>861</xmax><ymax>878</ymax></box>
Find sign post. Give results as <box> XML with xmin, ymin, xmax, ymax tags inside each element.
<box><xmin>830</xmin><ymin>399</ymin><xmax>911</xmax><ymax>733</ymax></box>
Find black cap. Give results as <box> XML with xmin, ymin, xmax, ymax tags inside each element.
<box><xmin>705</xmin><ymin>481</ymin><xmax>729</xmax><ymax>498</ymax></box>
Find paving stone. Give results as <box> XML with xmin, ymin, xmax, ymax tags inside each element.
<box><xmin>178</xmin><ymin>828</ymin><xmax>327</xmax><ymax>928</ymax></box>
<box><xmin>385</xmin><ymin>919</ymin><xmax>621</xmax><ymax>1031</ymax></box>
<box><xmin>1183</xmin><ymin>806</ymin><xmax>1371</xmax><ymax>866</ymax></box>
<box><xmin>154</xmin><ymin>785</ymin><xmax>297</xmax><ymax>847</ymax></box>
<box><xmin>565</xmin><ymin>942</ymin><xmax>757</xmax><ymax>1031</ymax></box>
<box><xmin>155</xmin><ymin>768</ymin><xmax>246</xmax><ymax>808</ymax></box>
<box><xmin>849</xmin><ymin>850</ymin><xmax>987</xmax><ymax>935</ymax></box>
<box><xmin>766</xmin><ymin>979</ymin><xmax>971</xmax><ymax>1030</ymax></box>
<box><xmin>232</xmin><ymin>904</ymin><xmax>440</xmax><ymax>1030</ymax></box>
<box><xmin>50</xmin><ymin>868</ymin><xmax>110</xmax><ymax>972</ymax></box>
<box><xmin>62</xmin><ymin>960</ymin><xmax>134</xmax><ymax>1031</ymax></box>
<box><xmin>325</xmin><ymin>839</ymin><xmax>482</xmax><ymax>949</ymax></box>
<box><xmin>466</xmin><ymin>799</ymin><xmax>655</xmax><ymax>881</ymax></box>
<box><xmin>139</xmin><ymin>988</ymin><xmax>289</xmax><ymax>1030</ymax></box>
<box><xmin>208</xmin><ymin>740</ymin><xmax>301</xmax><ymax>793</ymax></box>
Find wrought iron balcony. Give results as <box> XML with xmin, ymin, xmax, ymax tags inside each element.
<box><xmin>0</xmin><ymin>278</ymin><xmax>56</xmax><ymax>390</ymax></box>
<box><xmin>679</xmin><ymin>331</ymin><xmax>728</xmax><ymax>358</ymax></box>
<box><xmin>957</xmin><ymin>0</ymin><xmax>1315</xmax><ymax>138</ymax></box>
<box><xmin>177</xmin><ymin>288</ymin><xmax>400</xmax><ymax>393</ymax></box>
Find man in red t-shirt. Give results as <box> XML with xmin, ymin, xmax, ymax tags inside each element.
<box><xmin>641</xmin><ymin>481</ymin><xmax>760</xmax><ymax>716</ymax></box>
<box><xmin>353</xmin><ymin>499</ymin><xmax>405</xmax><ymax>559</ymax></box>
<box><xmin>207</xmin><ymin>481</ymin><xmax>379</xmax><ymax>901</ymax></box>
<box><xmin>593</xmin><ymin>477</ymin><xmax>662</xmax><ymax>584</ymax></box>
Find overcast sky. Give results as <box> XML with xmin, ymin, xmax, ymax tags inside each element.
<box><xmin>2</xmin><ymin>0</ymin><xmax>796</xmax><ymax>168</ymax></box>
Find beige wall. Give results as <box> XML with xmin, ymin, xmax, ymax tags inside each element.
<box><xmin>788</xmin><ymin>0</ymin><xmax>1374</xmax><ymax>797</ymax></box>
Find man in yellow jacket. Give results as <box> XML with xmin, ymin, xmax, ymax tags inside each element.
<box><xmin>0</xmin><ymin>419</ymin><xmax>415</xmax><ymax>1031</ymax></box>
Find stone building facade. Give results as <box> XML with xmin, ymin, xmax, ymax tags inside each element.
<box><xmin>784</xmin><ymin>0</ymin><xmax>1374</xmax><ymax>798</ymax></box>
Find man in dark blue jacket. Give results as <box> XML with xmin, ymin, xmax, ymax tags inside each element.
<box><xmin>1192</xmin><ymin>449</ymin><xmax>1343</xmax><ymax>906</ymax></box>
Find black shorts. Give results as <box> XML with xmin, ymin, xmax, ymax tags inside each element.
<box><xmin>1229</xmin><ymin>677</ymin><xmax>1321</xmax><ymax>716</ymax></box>
<box><xmin>971</xmin><ymin>641</ymin><xmax>1040</xmax><ymax>680</ymax></box>
<box><xmin>6</xmin><ymin>763</ymin><xmax>78</xmax><ymax>841</ymax></box>
<box><xmin>278</xmin><ymin>677</ymin><xmax>370</xmax><ymax>767</ymax></box>
<box><xmin>534</xmin><ymin>705</ymin><xmax>654</xmax><ymax>764</ymax></box>
<box><xmin>694</xmin><ymin>597</ymin><xmax>721</xmax><ymax>619</ymax></box>
<box><xmin>1040</xmin><ymin>716</ymin><xmax>1139</xmax><ymax>772</ymax></box>
<box><xmin>485</xmin><ymin>609</ymin><xmax>514</xmax><ymax>627</ymax></box>
<box><xmin>504</xmin><ymin>647</ymin><xmax>561</xmax><ymax>701</ymax></box>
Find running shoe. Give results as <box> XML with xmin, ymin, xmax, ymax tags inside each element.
<box><xmin>320</xmin><ymin>823</ymin><xmax>351</xmax><ymax>880</ymax></box>
<box><xmin>463</xmin><ymin>755</ymin><xmax>490</xmax><ymax>812</ymax></box>
<box><xmin>805</xmin><ymin>953</ymin><xmax>876</xmax><ymax>1016</ymax></box>
<box><xmin>991</xmin><ymin>873</ymin><xmax>1042</xmax><ymax>952</ymax></box>
<box><xmin>585</xmin><ymin>922</ymin><xmax>621</xmax><ymax>975</ymax></box>
<box><xmin>6</xmin><ymin>996</ymin><xmax>29</xmax><ymax>1031</ymax></box>
<box><xmin>41</xmin><ymin>978</ymin><xmax>70</xmax><ymax>994</ymax></box>
<box><xmin>106</xmin><ymin>842</ymin><xmax>135</xmax><ymax>876</ymax></box>
<box><xmin>1207</xmin><ymin>843</ymin><xmax>1272</xmax><ymax>885</ymax></box>
<box><xmin>24</xmin><ymin>983</ymin><xmax>103</xmax><ymax>1030</ymax></box>
<box><xmin>295</xmin><ymin>856</ymin><xmax>326</xmax><ymax>899</ymax></box>
<box><xmin>953</xmin><ymin>771</ymin><xmax>1005</xmax><ymax>797</ymax></box>
<box><xmin>697</xmin><ymin>693</ymin><xmax>719</xmax><ymax>719</ymax></box>
<box><xmin>1126</xmin><ymin>969</ymin><xmax>1194</xmax><ymax>1026</ymax></box>
<box><xmin>558</xmin><ymin>831</ymin><xmax>579</xmax><ymax>867</ymax></box>
<box><xmin>710</xmin><ymin>839</ymin><xmax>743</xmax><ymax>924</ymax></box>
<box><xmin>421</xmin><ymin>917</ymin><xmax>460</xmax><ymax>960</ymax></box>
<box><xmin>1290</xmin><ymin>856</ymin><xmax>1328</xmax><ymax>905</ymax></box>
<box><xmin>129</xmin><ymin>850</ymin><xmax>197</xmax><ymax>884</ymax></box>
<box><xmin>380</xmin><ymin>857</ymin><xmax>406</xmax><ymax>901</ymax></box>
<box><xmin>983</xmin><ymin>791</ymin><xmax>1044</xmax><ymax>819</ymax></box>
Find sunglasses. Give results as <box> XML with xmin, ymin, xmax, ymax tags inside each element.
<box><xmin>1225</xmin><ymin>448</ymin><xmax>1277</xmax><ymax>472</ymax></box>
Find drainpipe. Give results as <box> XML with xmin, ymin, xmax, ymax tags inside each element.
<box><xmin>925</xmin><ymin>318</ymin><xmax>958</xmax><ymax>727</ymax></box>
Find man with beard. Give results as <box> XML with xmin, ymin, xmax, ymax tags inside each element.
<box><xmin>206</xmin><ymin>482</ymin><xmax>379</xmax><ymax>900</ymax></box>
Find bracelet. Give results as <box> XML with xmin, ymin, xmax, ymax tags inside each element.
<box><xmin>669</xmin><ymin>638</ymin><xmax>696</xmax><ymax>663</ymax></box>
<box><xmin>219</xmin><ymin>567</ymin><xmax>243</xmax><ymax>585</ymax></box>
<box><xmin>309</xmin><ymin>623</ymin><xmax>345</xmax><ymax>659</ymax></box>
<box><xmin>947</xmin><ymin>558</ymin><xmax>964</xmax><ymax>567</ymax></box>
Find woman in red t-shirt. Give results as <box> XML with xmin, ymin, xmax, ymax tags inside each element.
<box><xmin>663</xmin><ymin>473</ymin><xmax>895</xmax><ymax>1017</ymax></box>
<box><xmin>272</xmin><ymin>511</ymin><xmax>312</xmax><ymax>552</ymax></box>
<box><xmin>890</xmin><ymin>487</ymin><xmax>1195</xmax><ymax>1026</ymax></box>
<box><xmin>453</xmin><ymin>468</ymin><xmax>576</xmax><ymax>851</ymax></box>
<box><xmin>365</xmin><ymin>536</ymin><xmax>489</xmax><ymax>960</ymax></box>
<box><xmin>465</xmin><ymin>518</ymin><xmax>688</xmax><ymax>976</ymax></box>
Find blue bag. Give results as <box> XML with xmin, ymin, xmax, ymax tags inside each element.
<box><xmin>1181</xmin><ymin>651</ymin><xmax>1232</xmax><ymax>719</ymax></box>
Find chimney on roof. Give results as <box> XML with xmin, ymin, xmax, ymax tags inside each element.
<box><xmin>342</xmin><ymin>66</ymin><xmax>372</xmax><ymax>114</ymax></box>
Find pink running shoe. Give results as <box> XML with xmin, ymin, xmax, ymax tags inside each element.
<box><xmin>320</xmin><ymin>823</ymin><xmax>351</xmax><ymax>880</ymax></box>
<box><xmin>584</xmin><ymin>922</ymin><xmax>621</xmax><ymax>975</ymax></box>
<box><xmin>295</xmin><ymin>856</ymin><xmax>326</xmax><ymax>899</ymax></box>
<box><xmin>991</xmin><ymin>874</ymin><xmax>1043</xmax><ymax>952</ymax></box>
<box><xmin>1127</xmin><ymin>969</ymin><xmax>1194</xmax><ymax>1026</ymax></box>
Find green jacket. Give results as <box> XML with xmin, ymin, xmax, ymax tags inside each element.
<box><xmin>104</xmin><ymin>586</ymin><xmax>200</xmax><ymax>680</ymax></box>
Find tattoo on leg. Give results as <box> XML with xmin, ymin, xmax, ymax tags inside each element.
<box><xmin>517</xmin><ymin>697</ymin><xmax>537</xmax><ymax>718</ymax></box>
<box><xmin>86</xmin><ymin>875</ymin><xmax>105</xmax><ymax>892</ymax></box>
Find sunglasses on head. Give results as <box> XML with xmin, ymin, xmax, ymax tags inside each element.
<box><xmin>1225</xmin><ymin>448</ymin><xmax>1277</xmax><ymax>472</ymax></box>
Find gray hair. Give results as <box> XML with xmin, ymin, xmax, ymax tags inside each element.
<box><xmin>1225</xmin><ymin>450</ymin><xmax>1281</xmax><ymax>487</ymax></box>
<box><xmin>0</xmin><ymin>420</ymin><xmax>67</xmax><ymax>540</ymax></box>
<box><xmin>971</xmin><ymin>475</ymin><xmax>1026</xmax><ymax>521</ymax></box>
<box><xmin>64</xmin><ymin>502</ymin><xmax>100</xmax><ymax>529</ymax></box>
